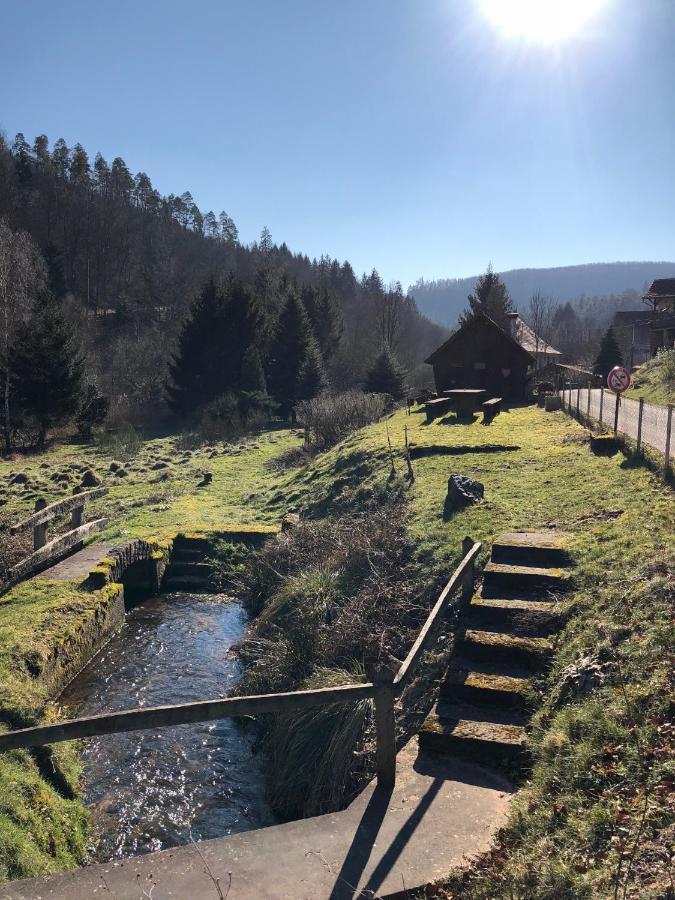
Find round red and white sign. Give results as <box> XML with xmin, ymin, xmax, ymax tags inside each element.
<box><xmin>607</xmin><ymin>366</ymin><xmax>632</xmax><ymax>393</ymax></box>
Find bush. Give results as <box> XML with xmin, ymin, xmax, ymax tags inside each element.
<box><xmin>235</xmin><ymin>503</ymin><xmax>426</xmax><ymax>817</ymax></box>
<box><xmin>96</xmin><ymin>423</ymin><xmax>141</xmax><ymax>460</ymax></box>
<box><xmin>296</xmin><ymin>391</ymin><xmax>387</xmax><ymax>449</ymax></box>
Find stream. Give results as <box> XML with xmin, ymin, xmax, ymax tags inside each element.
<box><xmin>59</xmin><ymin>592</ymin><xmax>276</xmax><ymax>861</ymax></box>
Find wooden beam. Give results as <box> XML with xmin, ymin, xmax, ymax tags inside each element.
<box><xmin>8</xmin><ymin>518</ymin><xmax>108</xmax><ymax>582</ymax></box>
<box><xmin>0</xmin><ymin>683</ymin><xmax>376</xmax><ymax>751</ymax></box>
<box><xmin>10</xmin><ymin>487</ymin><xmax>108</xmax><ymax>534</ymax></box>
<box><xmin>393</xmin><ymin>540</ymin><xmax>482</xmax><ymax>693</ymax></box>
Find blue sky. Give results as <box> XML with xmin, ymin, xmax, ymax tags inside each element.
<box><xmin>1</xmin><ymin>0</ymin><xmax>673</xmax><ymax>287</ymax></box>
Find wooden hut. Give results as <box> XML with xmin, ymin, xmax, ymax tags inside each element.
<box><xmin>425</xmin><ymin>311</ymin><xmax>534</xmax><ymax>401</ymax></box>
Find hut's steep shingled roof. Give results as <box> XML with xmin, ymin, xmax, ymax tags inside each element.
<box><xmin>424</xmin><ymin>310</ymin><xmax>534</xmax><ymax>365</ymax></box>
<box><xmin>643</xmin><ymin>278</ymin><xmax>675</xmax><ymax>300</ymax></box>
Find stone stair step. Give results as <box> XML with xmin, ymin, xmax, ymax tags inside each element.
<box><xmin>440</xmin><ymin>665</ymin><xmax>531</xmax><ymax>709</ymax></box>
<box><xmin>164</xmin><ymin>562</ymin><xmax>212</xmax><ymax>578</ymax></box>
<box><xmin>468</xmin><ymin>596</ymin><xmax>563</xmax><ymax>638</ymax></box>
<box><xmin>460</xmin><ymin>629</ymin><xmax>554</xmax><ymax>670</ymax></box>
<box><xmin>162</xmin><ymin>575</ymin><xmax>212</xmax><ymax>593</ymax></box>
<box><xmin>419</xmin><ymin>702</ymin><xmax>527</xmax><ymax>766</ymax></box>
<box><xmin>490</xmin><ymin>532</ymin><xmax>570</xmax><ymax>568</ymax></box>
<box><xmin>482</xmin><ymin>561</ymin><xmax>570</xmax><ymax>598</ymax></box>
<box><xmin>173</xmin><ymin>535</ymin><xmax>211</xmax><ymax>552</ymax></box>
<box><xmin>171</xmin><ymin>548</ymin><xmax>206</xmax><ymax>563</ymax></box>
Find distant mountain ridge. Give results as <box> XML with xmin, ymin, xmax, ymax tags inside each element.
<box><xmin>409</xmin><ymin>261</ymin><xmax>675</xmax><ymax>327</ymax></box>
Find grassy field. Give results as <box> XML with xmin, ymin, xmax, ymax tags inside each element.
<box><xmin>0</xmin><ymin>403</ymin><xmax>672</xmax><ymax>893</ymax></box>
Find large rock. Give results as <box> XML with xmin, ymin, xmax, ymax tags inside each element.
<box><xmin>544</xmin><ymin>395</ymin><xmax>562</xmax><ymax>411</ymax></box>
<box><xmin>447</xmin><ymin>474</ymin><xmax>484</xmax><ymax>508</ymax></box>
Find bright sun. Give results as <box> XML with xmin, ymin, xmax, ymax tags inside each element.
<box><xmin>481</xmin><ymin>0</ymin><xmax>608</xmax><ymax>44</ymax></box>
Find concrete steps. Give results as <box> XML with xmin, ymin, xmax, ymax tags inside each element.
<box><xmin>467</xmin><ymin>596</ymin><xmax>562</xmax><ymax>638</ymax></box>
<box><xmin>419</xmin><ymin>700</ymin><xmax>527</xmax><ymax>767</ymax></box>
<box><xmin>460</xmin><ymin>629</ymin><xmax>554</xmax><ymax>671</ymax></box>
<box><xmin>490</xmin><ymin>531</ymin><xmax>569</xmax><ymax>567</ymax></box>
<box><xmin>420</xmin><ymin>530</ymin><xmax>572</xmax><ymax>772</ymax></box>
<box><xmin>482</xmin><ymin>561</ymin><xmax>570</xmax><ymax>598</ymax></box>
<box><xmin>161</xmin><ymin>536</ymin><xmax>212</xmax><ymax>593</ymax></box>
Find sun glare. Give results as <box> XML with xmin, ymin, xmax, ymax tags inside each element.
<box><xmin>481</xmin><ymin>0</ymin><xmax>608</xmax><ymax>44</ymax></box>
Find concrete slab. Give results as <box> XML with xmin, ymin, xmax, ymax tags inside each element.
<box><xmin>39</xmin><ymin>543</ymin><xmax>115</xmax><ymax>581</ymax></box>
<box><xmin>0</xmin><ymin>739</ymin><xmax>512</xmax><ymax>900</ymax></box>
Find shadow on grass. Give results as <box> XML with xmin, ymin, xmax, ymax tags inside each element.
<box><xmin>409</xmin><ymin>444</ymin><xmax>520</xmax><ymax>459</ymax></box>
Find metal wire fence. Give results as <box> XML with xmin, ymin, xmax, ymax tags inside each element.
<box><xmin>559</xmin><ymin>386</ymin><xmax>673</xmax><ymax>473</ymax></box>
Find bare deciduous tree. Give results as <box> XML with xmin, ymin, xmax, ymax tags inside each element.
<box><xmin>0</xmin><ymin>220</ymin><xmax>46</xmax><ymax>450</ymax></box>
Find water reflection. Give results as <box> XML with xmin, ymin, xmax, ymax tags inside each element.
<box><xmin>60</xmin><ymin>592</ymin><xmax>275</xmax><ymax>860</ymax></box>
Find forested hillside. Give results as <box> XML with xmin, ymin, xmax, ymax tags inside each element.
<box><xmin>0</xmin><ymin>132</ymin><xmax>446</xmax><ymax>432</ymax></box>
<box><xmin>411</xmin><ymin>261</ymin><xmax>675</xmax><ymax>327</ymax></box>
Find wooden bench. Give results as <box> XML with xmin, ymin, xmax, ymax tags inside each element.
<box><xmin>425</xmin><ymin>397</ymin><xmax>452</xmax><ymax>423</ymax></box>
<box><xmin>482</xmin><ymin>397</ymin><xmax>502</xmax><ymax>424</ymax></box>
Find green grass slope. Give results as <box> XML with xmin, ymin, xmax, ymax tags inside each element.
<box><xmin>628</xmin><ymin>348</ymin><xmax>675</xmax><ymax>406</ymax></box>
<box><xmin>0</xmin><ymin>405</ymin><xmax>672</xmax><ymax>894</ymax></box>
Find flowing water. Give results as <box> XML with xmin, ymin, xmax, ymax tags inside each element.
<box><xmin>59</xmin><ymin>592</ymin><xmax>275</xmax><ymax>861</ymax></box>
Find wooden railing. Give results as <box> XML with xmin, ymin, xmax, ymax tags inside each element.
<box><xmin>8</xmin><ymin>487</ymin><xmax>108</xmax><ymax>583</ymax></box>
<box><xmin>0</xmin><ymin>538</ymin><xmax>481</xmax><ymax>789</ymax></box>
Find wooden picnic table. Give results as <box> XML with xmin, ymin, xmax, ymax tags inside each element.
<box><xmin>442</xmin><ymin>389</ymin><xmax>488</xmax><ymax>418</ymax></box>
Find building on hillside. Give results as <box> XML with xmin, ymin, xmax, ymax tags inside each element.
<box><xmin>425</xmin><ymin>311</ymin><xmax>534</xmax><ymax>400</ymax></box>
<box><xmin>534</xmin><ymin>361</ymin><xmax>601</xmax><ymax>389</ymax></box>
<box><xmin>612</xmin><ymin>310</ymin><xmax>654</xmax><ymax>367</ymax></box>
<box><xmin>505</xmin><ymin>312</ymin><xmax>562</xmax><ymax>369</ymax></box>
<box><xmin>613</xmin><ymin>278</ymin><xmax>675</xmax><ymax>366</ymax></box>
<box><xmin>642</xmin><ymin>278</ymin><xmax>675</xmax><ymax>313</ymax></box>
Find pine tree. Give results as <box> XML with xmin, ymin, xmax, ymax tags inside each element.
<box><xmin>459</xmin><ymin>265</ymin><xmax>515</xmax><ymax>330</ymax></box>
<box><xmin>167</xmin><ymin>278</ymin><xmax>226</xmax><ymax>417</ymax></box>
<box><xmin>167</xmin><ymin>277</ymin><xmax>268</xmax><ymax>418</ymax></box>
<box><xmin>269</xmin><ymin>290</ymin><xmax>326</xmax><ymax>417</ymax></box>
<box><xmin>364</xmin><ymin>345</ymin><xmax>406</xmax><ymax>400</ymax></box>
<box><xmin>594</xmin><ymin>327</ymin><xmax>624</xmax><ymax>379</ymax></box>
<box><xmin>240</xmin><ymin>345</ymin><xmax>267</xmax><ymax>393</ymax></box>
<box><xmin>301</xmin><ymin>283</ymin><xmax>343</xmax><ymax>363</ymax></box>
<box><xmin>12</xmin><ymin>302</ymin><xmax>86</xmax><ymax>447</ymax></box>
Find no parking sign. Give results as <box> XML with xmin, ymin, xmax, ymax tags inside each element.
<box><xmin>607</xmin><ymin>366</ymin><xmax>631</xmax><ymax>394</ymax></box>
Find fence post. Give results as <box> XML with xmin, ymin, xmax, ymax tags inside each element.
<box><xmin>576</xmin><ymin>385</ymin><xmax>581</xmax><ymax>418</ymax></box>
<box><xmin>71</xmin><ymin>502</ymin><xmax>84</xmax><ymax>530</ymax></box>
<box><xmin>374</xmin><ymin>672</ymin><xmax>397</xmax><ymax>789</ymax></box>
<box><xmin>586</xmin><ymin>381</ymin><xmax>592</xmax><ymax>419</ymax></box>
<box><xmin>613</xmin><ymin>392</ymin><xmax>620</xmax><ymax>436</ymax></box>
<box><xmin>664</xmin><ymin>405</ymin><xmax>673</xmax><ymax>479</ymax></box>
<box><xmin>599</xmin><ymin>387</ymin><xmax>605</xmax><ymax>424</ymax></box>
<box><xmin>461</xmin><ymin>536</ymin><xmax>475</xmax><ymax>604</ymax></box>
<box><xmin>32</xmin><ymin>499</ymin><xmax>48</xmax><ymax>551</ymax></box>
<box><xmin>636</xmin><ymin>398</ymin><xmax>644</xmax><ymax>457</ymax></box>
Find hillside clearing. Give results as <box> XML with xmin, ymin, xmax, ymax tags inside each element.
<box><xmin>0</xmin><ymin>404</ymin><xmax>672</xmax><ymax>894</ymax></box>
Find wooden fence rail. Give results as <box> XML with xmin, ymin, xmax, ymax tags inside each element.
<box><xmin>0</xmin><ymin>538</ymin><xmax>481</xmax><ymax>788</ymax></box>
<box><xmin>7</xmin><ymin>487</ymin><xmax>108</xmax><ymax>583</ymax></box>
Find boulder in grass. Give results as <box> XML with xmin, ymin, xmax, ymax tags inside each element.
<box><xmin>197</xmin><ymin>471</ymin><xmax>213</xmax><ymax>488</ymax></box>
<box><xmin>9</xmin><ymin>473</ymin><xmax>29</xmax><ymax>485</ymax></box>
<box><xmin>447</xmin><ymin>474</ymin><xmax>484</xmax><ymax>508</ymax></box>
<box><xmin>109</xmin><ymin>461</ymin><xmax>122</xmax><ymax>472</ymax></box>
<box><xmin>544</xmin><ymin>395</ymin><xmax>562</xmax><ymax>412</ymax></box>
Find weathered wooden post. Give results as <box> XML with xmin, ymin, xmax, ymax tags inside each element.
<box><xmin>33</xmin><ymin>499</ymin><xmax>48</xmax><ymax>551</ymax></box>
<box><xmin>599</xmin><ymin>387</ymin><xmax>605</xmax><ymax>424</ymax></box>
<box><xmin>576</xmin><ymin>385</ymin><xmax>581</xmax><ymax>418</ymax></box>
<box><xmin>586</xmin><ymin>381</ymin><xmax>592</xmax><ymax>419</ymax></box>
<box><xmin>71</xmin><ymin>500</ymin><xmax>84</xmax><ymax>530</ymax></box>
<box><xmin>613</xmin><ymin>392</ymin><xmax>620</xmax><ymax>436</ymax></box>
<box><xmin>636</xmin><ymin>398</ymin><xmax>644</xmax><ymax>457</ymax></box>
<box><xmin>374</xmin><ymin>670</ymin><xmax>397</xmax><ymax>789</ymax></box>
<box><xmin>664</xmin><ymin>405</ymin><xmax>673</xmax><ymax>479</ymax></box>
<box><xmin>461</xmin><ymin>535</ymin><xmax>475</xmax><ymax>604</ymax></box>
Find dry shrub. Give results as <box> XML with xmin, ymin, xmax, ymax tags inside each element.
<box><xmin>296</xmin><ymin>391</ymin><xmax>387</xmax><ymax>450</ymax></box>
<box><xmin>235</xmin><ymin>503</ymin><xmax>433</xmax><ymax>818</ymax></box>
